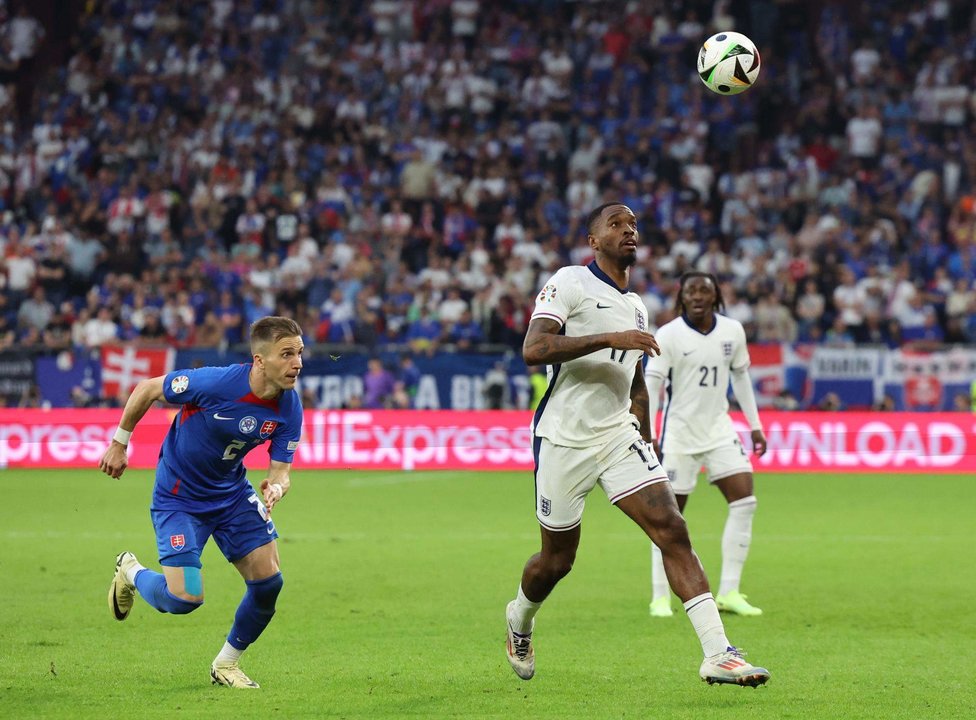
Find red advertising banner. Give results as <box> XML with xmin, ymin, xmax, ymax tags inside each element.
<box><xmin>1</xmin><ymin>409</ymin><xmax>973</xmax><ymax>472</ymax></box>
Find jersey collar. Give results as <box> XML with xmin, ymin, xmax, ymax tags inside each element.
<box><xmin>587</xmin><ymin>261</ymin><xmax>629</xmax><ymax>293</ymax></box>
<box><xmin>681</xmin><ymin>313</ymin><xmax>717</xmax><ymax>335</ymax></box>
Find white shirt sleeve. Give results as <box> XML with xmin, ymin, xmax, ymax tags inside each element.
<box><xmin>531</xmin><ymin>267</ymin><xmax>580</xmax><ymax>327</ymax></box>
<box><xmin>730</xmin><ymin>367</ymin><xmax>762</xmax><ymax>431</ymax></box>
<box><xmin>730</xmin><ymin>321</ymin><xmax>750</xmax><ymax>371</ymax></box>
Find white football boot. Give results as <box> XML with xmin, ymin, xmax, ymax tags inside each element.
<box><xmin>505</xmin><ymin>601</ymin><xmax>535</xmax><ymax>680</ymax></box>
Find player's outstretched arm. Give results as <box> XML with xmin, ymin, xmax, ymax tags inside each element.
<box><xmin>522</xmin><ymin>318</ymin><xmax>660</xmax><ymax>365</ymax></box>
<box><xmin>260</xmin><ymin>460</ymin><xmax>291</xmax><ymax>515</ymax></box>
<box><xmin>98</xmin><ymin>376</ymin><xmax>166</xmax><ymax>479</ymax></box>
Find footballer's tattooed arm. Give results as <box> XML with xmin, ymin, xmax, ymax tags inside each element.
<box><xmin>629</xmin><ymin>363</ymin><xmax>652</xmax><ymax>443</ymax></box>
<box><xmin>523</xmin><ymin>318</ymin><xmax>661</xmax><ymax>366</ymax></box>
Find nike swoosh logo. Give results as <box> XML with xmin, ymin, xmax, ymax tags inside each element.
<box><xmin>596</xmin><ymin>303</ymin><xmax>612</xmax><ymax>309</ymax></box>
<box><xmin>111</xmin><ymin>588</ymin><xmax>123</xmax><ymax>619</ymax></box>
<box><xmin>213</xmin><ymin>413</ymin><xmax>234</xmax><ymax>420</ymax></box>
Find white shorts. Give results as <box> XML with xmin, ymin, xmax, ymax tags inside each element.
<box><xmin>663</xmin><ymin>436</ymin><xmax>753</xmax><ymax>495</ymax></box>
<box><xmin>534</xmin><ymin>426</ymin><xmax>669</xmax><ymax>531</ymax></box>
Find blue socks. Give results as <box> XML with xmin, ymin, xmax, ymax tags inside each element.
<box><xmin>131</xmin><ymin>568</ymin><xmax>283</xmax><ymax>651</ymax></box>
<box><xmin>134</xmin><ymin>569</ymin><xmax>202</xmax><ymax>615</ymax></box>
<box><xmin>227</xmin><ymin>573</ymin><xmax>284</xmax><ymax>651</ymax></box>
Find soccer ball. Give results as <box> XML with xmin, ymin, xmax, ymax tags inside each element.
<box><xmin>697</xmin><ymin>31</ymin><xmax>761</xmax><ymax>95</ymax></box>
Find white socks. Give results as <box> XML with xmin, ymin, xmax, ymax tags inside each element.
<box><xmin>652</xmin><ymin>495</ymin><xmax>758</xmax><ymax>600</ymax></box>
<box><xmin>684</xmin><ymin>593</ymin><xmax>730</xmax><ymax>657</ymax></box>
<box><xmin>125</xmin><ymin>560</ymin><xmax>146</xmax><ymax>586</ymax></box>
<box><xmin>719</xmin><ymin>495</ymin><xmax>757</xmax><ymax>596</ymax></box>
<box><xmin>214</xmin><ymin>641</ymin><xmax>244</xmax><ymax>666</ymax></box>
<box><xmin>508</xmin><ymin>585</ymin><xmax>541</xmax><ymax>634</ymax></box>
<box><xmin>650</xmin><ymin>543</ymin><xmax>669</xmax><ymax>601</ymax></box>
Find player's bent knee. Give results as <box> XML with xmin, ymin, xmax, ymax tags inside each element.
<box><xmin>164</xmin><ymin>566</ymin><xmax>205</xmax><ymax>604</ymax></box>
<box><xmin>656</xmin><ymin>510</ymin><xmax>692</xmax><ymax>549</ymax></box>
<box><xmin>247</xmin><ymin>572</ymin><xmax>283</xmax><ymax>611</ymax></box>
<box><xmin>161</xmin><ymin>588</ymin><xmax>203</xmax><ymax>614</ymax></box>
<box><xmin>544</xmin><ymin>553</ymin><xmax>575</xmax><ymax>580</ymax></box>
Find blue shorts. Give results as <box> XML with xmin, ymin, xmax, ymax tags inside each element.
<box><xmin>150</xmin><ymin>490</ymin><xmax>278</xmax><ymax>568</ymax></box>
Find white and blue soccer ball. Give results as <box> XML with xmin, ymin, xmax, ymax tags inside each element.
<box><xmin>697</xmin><ymin>31</ymin><xmax>761</xmax><ymax>95</ymax></box>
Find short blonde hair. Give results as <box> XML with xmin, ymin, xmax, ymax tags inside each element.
<box><xmin>250</xmin><ymin>316</ymin><xmax>303</xmax><ymax>354</ymax></box>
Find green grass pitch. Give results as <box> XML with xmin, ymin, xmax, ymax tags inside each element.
<box><xmin>1</xmin><ymin>468</ymin><xmax>973</xmax><ymax>719</ymax></box>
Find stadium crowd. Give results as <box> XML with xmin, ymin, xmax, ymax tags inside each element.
<box><xmin>1</xmin><ymin>0</ymin><xmax>976</xmax><ymax>361</ymax></box>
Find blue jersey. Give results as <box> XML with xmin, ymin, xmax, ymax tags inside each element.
<box><xmin>153</xmin><ymin>364</ymin><xmax>303</xmax><ymax>511</ymax></box>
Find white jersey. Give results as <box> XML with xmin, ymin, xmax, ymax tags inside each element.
<box><xmin>531</xmin><ymin>263</ymin><xmax>650</xmax><ymax>448</ymax></box>
<box><xmin>646</xmin><ymin>313</ymin><xmax>750</xmax><ymax>454</ymax></box>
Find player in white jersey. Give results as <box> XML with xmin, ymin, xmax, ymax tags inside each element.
<box><xmin>504</xmin><ymin>203</ymin><xmax>769</xmax><ymax>688</ymax></box>
<box><xmin>646</xmin><ymin>272</ymin><xmax>767</xmax><ymax>618</ymax></box>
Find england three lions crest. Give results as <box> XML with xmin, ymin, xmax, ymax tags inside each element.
<box><xmin>635</xmin><ymin>309</ymin><xmax>646</xmax><ymax>331</ymax></box>
<box><xmin>722</xmin><ymin>341</ymin><xmax>733</xmax><ymax>356</ymax></box>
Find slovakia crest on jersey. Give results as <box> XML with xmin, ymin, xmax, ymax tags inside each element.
<box><xmin>260</xmin><ymin>420</ymin><xmax>278</xmax><ymax>438</ymax></box>
<box><xmin>170</xmin><ymin>534</ymin><xmax>185</xmax><ymax>550</ymax></box>
<box><xmin>722</xmin><ymin>341</ymin><xmax>733</xmax><ymax>356</ymax></box>
<box><xmin>635</xmin><ymin>309</ymin><xmax>646</xmax><ymax>331</ymax></box>
<box><xmin>239</xmin><ymin>416</ymin><xmax>257</xmax><ymax>434</ymax></box>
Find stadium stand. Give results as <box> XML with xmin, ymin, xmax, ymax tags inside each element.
<box><xmin>1</xmin><ymin>0</ymin><xmax>975</xmax><ymax>409</ymax></box>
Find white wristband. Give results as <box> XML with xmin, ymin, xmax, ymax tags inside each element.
<box><xmin>270</xmin><ymin>483</ymin><xmax>284</xmax><ymax>500</ymax></box>
<box><xmin>113</xmin><ymin>427</ymin><xmax>132</xmax><ymax>446</ymax></box>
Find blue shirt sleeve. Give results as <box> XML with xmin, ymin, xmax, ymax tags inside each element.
<box><xmin>163</xmin><ymin>367</ymin><xmax>223</xmax><ymax>406</ymax></box>
<box><xmin>268</xmin><ymin>391</ymin><xmax>303</xmax><ymax>463</ymax></box>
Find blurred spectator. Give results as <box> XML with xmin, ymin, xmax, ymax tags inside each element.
<box><xmin>405</xmin><ymin>308</ymin><xmax>442</xmax><ymax>355</ymax></box>
<box><xmin>381</xmin><ymin>199</ymin><xmax>413</xmax><ymax>240</ymax></box>
<box><xmin>754</xmin><ymin>293</ymin><xmax>797</xmax><ymax>343</ymax></box>
<box><xmin>874</xmin><ymin>395</ymin><xmax>897</xmax><ymax>412</ymax></box>
<box><xmin>952</xmin><ymin>393</ymin><xmax>971</xmax><ymax>413</ymax></box>
<box><xmin>772</xmin><ymin>389</ymin><xmax>800</xmax><ymax>411</ymax></box>
<box><xmin>138</xmin><ymin>310</ymin><xmax>167</xmax><ymax>346</ymax></box>
<box><xmin>215</xmin><ymin>290</ymin><xmax>244</xmax><ymax>345</ymax></box>
<box><xmin>194</xmin><ymin>312</ymin><xmax>225</xmax><ymax>348</ymax></box>
<box><xmin>487</xmin><ymin>294</ymin><xmax>528</xmax><ymax>350</ymax></box>
<box><xmin>817</xmin><ymin>392</ymin><xmax>844</xmax><ymax>412</ymax></box>
<box><xmin>437</xmin><ymin>287</ymin><xmax>469</xmax><ymax>325</ymax></box>
<box><xmin>320</xmin><ymin>287</ymin><xmax>356</xmax><ymax>344</ymax></box>
<box><xmin>17</xmin><ymin>286</ymin><xmax>54</xmax><ymax>333</ymax></box>
<box><xmin>446</xmin><ymin>308</ymin><xmax>484</xmax><ymax>351</ymax></box>
<box><xmin>363</xmin><ymin>358</ymin><xmax>396</xmax><ymax>409</ymax></box>
<box><xmin>795</xmin><ymin>279</ymin><xmax>826</xmax><ymax>341</ymax></box>
<box><xmin>483</xmin><ymin>361</ymin><xmax>509</xmax><ymax>410</ymax></box>
<box><xmin>823</xmin><ymin>317</ymin><xmax>856</xmax><ymax>348</ymax></box>
<box><xmin>397</xmin><ymin>354</ymin><xmax>422</xmax><ymax>405</ymax></box>
<box><xmin>528</xmin><ymin>366</ymin><xmax>547</xmax><ymax>411</ymax></box>
<box><xmin>389</xmin><ymin>380</ymin><xmax>412</xmax><ymax>410</ymax></box>
<box><xmin>81</xmin><ymin>307</ymin><xmax>118</xmax><ymax>348</ymax></box>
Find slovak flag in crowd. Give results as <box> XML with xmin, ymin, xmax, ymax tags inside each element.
<box><xmin>747</xmin><ymin>343</ymin><xmax>810</xmax><ymax>407</ymax></box>
<box><xmin>100</xmin><ymin>345</ymin><xmax>175</xmax><ymax>399</ymax></box>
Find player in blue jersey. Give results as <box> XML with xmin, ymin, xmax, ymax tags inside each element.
<box><xmin>99</xmin><ymin>316</ymin><xmax>304</xmax><ymax>689</ymax></box>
